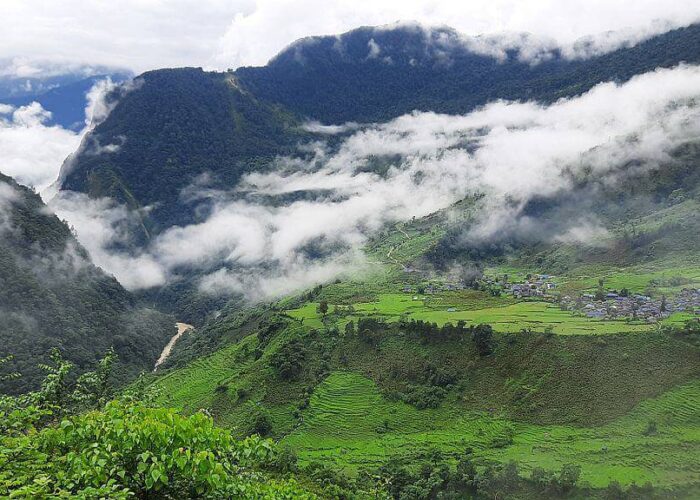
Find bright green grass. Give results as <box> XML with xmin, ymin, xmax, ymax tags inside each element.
<box><xmin>571</xmin><ymin>266</ymin><xmax>700</xmax><ymax>295</ymax></box>
<box><xmin>282</xmin><ymin>372</ymin><xmax>700</xmax><ymax>488</ymax></box>
<box><xmin>153</xmin><ymin>339</ymin><xmax>250</xmax><ymax>413</ymax></box>
<box><xmin>286</xmin><ymin>293</ymin><xmax>674</xmax><ymax>335</ymax></box>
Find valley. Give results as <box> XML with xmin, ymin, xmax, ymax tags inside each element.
<box><xmin>1</xmin><ymin>14</ymin><xmax>700</xmax><ymax>499</ymax></box>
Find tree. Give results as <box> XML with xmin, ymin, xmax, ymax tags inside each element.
<box><xmin>472</xmin><ymin>324</ymin><xmax>495</xmax><ymax>356</ymax></box>
<box><xmin>344</xmin><ymin>320</ymin><xmax>355</xmax><ymax>336</ymax></box>
<box><xmin>269</xmin><ymin>338</ymin><xmax>307</xmax><ymax>380</ymax></box>
<box><xmin>558</xmin><ymin>463</ymin><xmax>581</xmax><ymax>493</ymax></box>
<box><xmin>250</xmin><ymin>408</ymin><xmax>273</xmax><ymax>437</ymax></box>
<box><xmin>318</xmin><ymin>300</ymin><xmax>329</xmax><ymax>317</ymax></box>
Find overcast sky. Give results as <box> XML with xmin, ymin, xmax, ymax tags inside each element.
<box><xmin>1</xmin><ymin>0</ymin><xmax>700</xmax><ymax>75</ymax></box>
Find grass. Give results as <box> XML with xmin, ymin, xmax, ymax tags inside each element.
<box><xmin>282</xmin><ymin>371</ymin><xmax>700</xmax><ymax>489</ymax></box>
<box><xmin>286</xmin><ymin>292</ymin><xmax>683</xmax><ymax>335</ymax></box>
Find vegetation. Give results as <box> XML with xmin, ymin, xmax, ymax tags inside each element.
<box><xmin>236</xmin><ymin>24</ymin><xmax>700</xmax><ymax>123</ymax></box>
<box><xmin>0</xmin><ymin>350</ymin><xmax>319</xmax><ymax>498</ymax></box>
<box><xmin>0</xmin><ymin>174</ymin><xmax>174</xmax><ymax>394</ymax></box>
<box><xmin>4</xmin><ymin>22</ymin><xmax>700</xmax><ymax>499</ymax></box>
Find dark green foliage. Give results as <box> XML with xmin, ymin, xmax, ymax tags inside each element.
<box><xmin>0</xmin><ymin>174</ymin><xmax>173</xmax><ymax>394</ymax></box>
<box><xmin>472</xmin><ymin>324</ymin><xmax>495</xmax><ymax>356</ymax></box>
<box><xmin>61</xmin><ymin>68</ymin><xmax>305</xmax><ymax>233</ymax></box>
<box><xmin>269</xmin><ymin>337</ymin><xmax>308</xmax><ymax>380</ymax></box>
<box><xmin>318</xmin><ymin>300</ymin><xmax>329</xmax><ymax>317</ymax></box>
<box><xmin>249</xmin><ymin>407</ymin><xmax>273</xmax><ymax>437</ymax></box>
<box><xmin>404</xmin><ymin>385</ymin><xmax>447</xmax><ymax>409</ymax></box>
<box><xmin>236</xmin><ymin>24</ymin><xmax>700</xmax><ymax>124</ymax></box>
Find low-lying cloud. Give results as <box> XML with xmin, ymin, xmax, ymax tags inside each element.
<box><xmin>53</xmin><ymin>64</ymin><xmax>700</xmax><ymax>301</ymax></box>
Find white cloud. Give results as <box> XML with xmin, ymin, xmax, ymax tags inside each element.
<box><xmin>0</xmin><ymin>180</ymin><xmax>19</xmax><ymax>231</ymax></box>
<box><xmin>213</xmin><ymin>0</ymin><xmax>700</xmax><ymax>69</ymax></box>
<box><xmin>0</xmin><ymin>77</ymin><xmax>121</xmax><ymax>195</ymax></box>
<box><xmin>49</xmin><ymin>192</ymin><xmax>167</xmax><ymax>289</ymax></box>
<box><xmin>0</xmin><ymin>1</ymin><xmax>254</xmax><ymax>74</ymax></box>
<box><xmin>0</xmin><ymin>102</ymin><xmax>82</xmax><ymax>191</ymax></box>
<box><xmin>52</xmin><ymin>64</ymin><xmax>700</xmax><ymax>299</ymax></box>
<box><xmin>0</xmin><ymin>1</ymin><xmax>698</xmax><ymax>74</ymax></box>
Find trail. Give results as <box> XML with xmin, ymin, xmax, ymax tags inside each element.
<box><xmin>384</xmin><ymin>225</ymin><xmax>411</xmax><ymax>265</ymax></box>
<box><xmin>154</xmin><ymin>322</ymin><xmax>193</xmax><ymax>371</ymax></box>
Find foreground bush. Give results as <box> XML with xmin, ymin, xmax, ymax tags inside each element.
<box><xmin>0</xmin><ymin>399</ymin><xmax>315</xmax><ymax>498</ymax></box>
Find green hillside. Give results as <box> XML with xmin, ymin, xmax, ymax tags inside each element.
<box><xmin>0</xmin><ymin>173</ymin><xmax>175</xmax><ymax>394</ymax></box>
<box><xmin>147</xmin><ymin>196</ymin><xmax>699</xmax><ymax>498</ymax></box>
<box><xmin>4</xmin><ymin>21</ymin><xmax>699</xmax><ymax>499</ymax></box>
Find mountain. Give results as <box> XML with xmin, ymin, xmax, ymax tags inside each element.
<box><xmin>3</xmin><ymin>21</ymin><xmax>700</xmax><ymax>499</ymax></box>
<box><xmin>59</xmin><ymin>23</ymin><xmax>700</xmax><ymax>236</ymax></box>
<box><xmin>235</xmin><ymin>23</ymin><xmax>700</xmax><ymax>123</ymax></box>
<box><xmin>0</xmin><ymin>173</ymin><xmax>174</xmax><ymax>394</ymax></box>
<box><xmin>59</xmin><ymin>68</ymin><xmax>304</xmax><ymax>233</ymax></box>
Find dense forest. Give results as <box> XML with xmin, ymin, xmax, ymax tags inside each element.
<box><xmin>0</xmin><ymin>173</ymin><xmax>174</xmax><ymax>394</ymax></box>
<box><xmin>236</xmin><ymin>23</ymin><xmax>700</xmax><ymax>123</ymax></box>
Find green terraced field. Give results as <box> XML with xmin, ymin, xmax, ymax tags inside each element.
<box><xmin>283</xmin><ymin>372</ymin><xmax>700</xmax><ymax>489</ymax></box>
<box><xmin>286</xmin><ymin>293</ymin><xmax>688</xmax><ymax>335</ymax></box>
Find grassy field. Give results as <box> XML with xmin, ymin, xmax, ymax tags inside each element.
<box><xmin>282</xmin><ymin>372</ymin><xmax>700</xmax><ymax>489</ymax></box>
<box><xmin>286</xmin><ymin>292</ymin><xmax>688</xmax><ymax>335</ymax></box>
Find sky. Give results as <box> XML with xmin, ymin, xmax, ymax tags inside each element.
<box><xmin>0</xmin><ymin>0</ymin><xmax>699</xmax><ymax>74</ymax></box>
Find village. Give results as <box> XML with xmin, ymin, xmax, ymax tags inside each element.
<box><xmin>560</xmin><ymin>287</ymin><xmax>700</xmax><ymax>323</ymax></box>
<box><xmin>400</xmin><ymin>272</ymin><xmax>700</xmax><ymax>323</ymax></box>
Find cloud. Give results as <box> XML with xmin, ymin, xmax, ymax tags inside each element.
<box><xmin>49</xmin><ymin>191</ymin><xmax>167</xmax><ymax>290</ymax></box>
<box><xmin>0</xmin><ymin>180</ymin><xmax>19</xmax><ymax>231</ymax></box>
<box><xmin>213</xmin><ymin>0</ymin><xmax>700</xmax><ymax>69</ymax></box>
<box><xmin>0</xmin><ymin>76</ymin><xmax>123</xmax><ymax>196</ymax></box>
<box><xmin>52</xmin><ymin>64</ymin><xmax>700</xmax><ymax>301</ymax></box>
<box><xmin>0</xmin><ymin>102</ymin><xmax>82</xmax><ymax>191</ymax></box>
<box><xmin>0</xmin><ymin>1</ymin><xmax>254</xmax><ymax>74</ymax></box>
<box><xmin>0</xmin><ymin>1</ymin><xmax>699</xmax><ymax>74</ymax></box>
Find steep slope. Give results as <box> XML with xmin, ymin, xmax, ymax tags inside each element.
<box><xmin>235</xmin><ymin>23</ymin><xmax>700</xmax><ymax>123</ymax></box>
<box><xmin>0</xmin><ymin>173</ymin><xmax>174</xmax><ymax>394</ymax></box>
<box><xmin>59</xmin><ymin>68</ymin><xmax>305</xmax><ymax>234</ymax></box>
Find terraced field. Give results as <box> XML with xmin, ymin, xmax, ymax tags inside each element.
<box><xmin>283</xmin><ymin>372</ymin><xmax>700</xmax><ymax>489</ymax></box>
<box><xmin>153</xmin><ymin>337</ymin><xmax>252</xmax><ymax>412</ymax></box>
<box><xmin>286</xmin><ymin>293</ymin><xmax>687</xmax><ymax>335</ymax></box>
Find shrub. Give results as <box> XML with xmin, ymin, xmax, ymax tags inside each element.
<box><xmin>0</xmin><ymin>401</ymin><xmax>313</xmax><ymax>498</ymax></box>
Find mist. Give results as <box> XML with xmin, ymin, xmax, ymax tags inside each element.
<box><xmin>51</xmin><ymin>63</ymin><xmax>700</xmax><ymax>300</ymax></box>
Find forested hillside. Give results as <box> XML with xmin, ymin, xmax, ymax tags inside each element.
<box><xmin>59</xmin><ymin>68</ymin><xmax>305</xmax><ymax>233</ymax></box>
<box><xmin>236</xmin><ymin>23</ymin><xmax>700</xmax><ymax>123</ymax></box>
<box><xmin>0</xmin><ymin>173</ymin><xmax>174</xmax><ymax>394</ymax></box>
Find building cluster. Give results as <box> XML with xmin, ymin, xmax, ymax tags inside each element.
<box><xmin>560</xmin><ymin>288</ymin><xmax>700</xmax><ymax>322</ymax></box>
<box><xmin>502</xmin><ymin>275</ymin><xmax>557</xmax><ymax>298</ymax></box>
<box><xmin>402</xmin><ymin>282</ymin><xmax>467</xmax><ymax>295</ymax></box>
